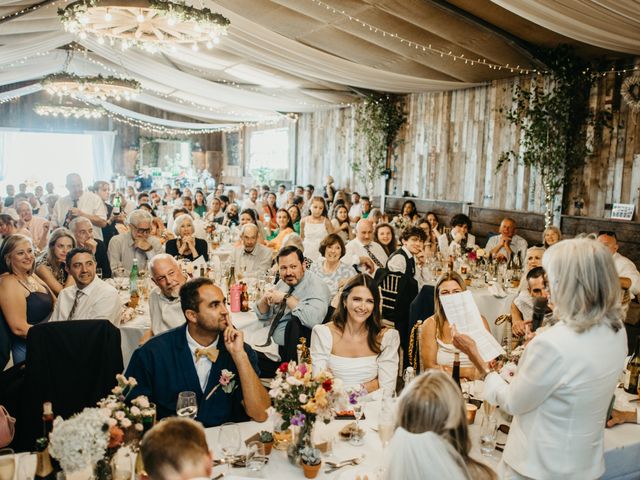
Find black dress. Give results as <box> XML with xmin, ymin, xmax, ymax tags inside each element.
<box><xmin>9</xmin><ymin>289</ymin><xmax>53</xmax><ymax>364</ymax></box>
<box><xmin>164</xmin><ymin>238</ymin><xmax>209</xmax><ymax>262</ymax></box>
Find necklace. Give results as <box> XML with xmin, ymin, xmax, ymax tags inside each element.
<box><xmin>15</xmin><ymin>273</ymin><xmax>39</xmax><ymax>292</ymax></box>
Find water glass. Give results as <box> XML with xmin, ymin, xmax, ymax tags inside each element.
<box><xmin>246</xmin><ymin>441</ymin><xmax>267</xmax><ymax>471</ymax></box>
<box><xmin>479</xmin><ymin>416</ymin><xmax>498</xmax><ymax>456</ymax></box>
<box><xmin>218</xmin><ymin>423</ymin><xmax>241</xmax><ymax>470</ymax></box>
<box><xmin>176</xmin><ymin>391</ymin><xmax>198</xmax><ymax>419</ymax></box>
<box><xmin>349</xmin><ymin>402</ymin><xmax>365</xmax><ymax>446</ymax></box>
<box><xmin>378</xmin><ymin>399</ymin><xmax>395</xmax><ymax>449</ymax></box>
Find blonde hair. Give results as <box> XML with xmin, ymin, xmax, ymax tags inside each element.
<box><xmin>433</xmin><ymin>271</ymin><xmax>466</xmax><ymax>340</ymax></box>
<box><xmin>542</xmin><ymin>226</ymin><xmax>562</xmax><ymax>248</ymax></box>
<box><xmin>543</xmin><ymin>238</ymin><xmax>623</xmax><ymax>333</ymax></box>
<box><xmin>0</xmin><ymin>234</ymin><xmax>35</xmax><ymax>275</ymax></box>
<box><xmin>396</xmin><ymin>371</ymin><xmax>496</xmax><ymax>480</ymax></box>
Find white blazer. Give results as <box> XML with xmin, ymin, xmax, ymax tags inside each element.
<box><xmin>483</xmin><ymin>321</ymin><xmax>627</xmax><ymax>479</ymax></box>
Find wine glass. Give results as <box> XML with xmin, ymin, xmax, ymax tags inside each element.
<box><xmin>479</xmin><ymin>416</ymin><xmax>498</xmax><ymax>456</ymax></box>
<box><xmin>218</xmin><ymin>423</ymin><xmax>241</xmax><ymax>470</ymax></box>
<box><xmin>349</xmin><ymin>401</ymin><xmax>365</xmax><ymax>446</ymax></box>
<box><xmin>176</xmin><ymin>391</ymin><xmax>198</xmax><ymax>419</ymax></box>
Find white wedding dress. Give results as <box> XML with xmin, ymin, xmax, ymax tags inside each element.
<box><xmin>310</xmin><ymin>324</ymin><xmax>400</xmax><ymax>394</ymax></box>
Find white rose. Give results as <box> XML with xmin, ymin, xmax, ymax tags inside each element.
<box><xmin>114</xmin><ymin>411</ymin><xmax>125</xmax><ymax>420</ymax></box>
<box><xmin>120</xmin><ymin>418</ymin><xmax>132</xmax><ymax>428</ymax></box>
<box><xmin>299</xmin><ymin>394</ymin><xmax>308</xmax><ymax>403</ymax></box>
<box><xmin>107</xmin><ymin>418</ymin><xmax>117</xmax><ymax>427</ymax></box>
<box><xmin>130</xmin><ymin>406</ymin><xmax>140</xmax><ymax>416</ymax></box>
<box><xmin>135</xmin><ymin>423</ymin><xmax>144</xmax><ymax>431</ymax></box>
<box><xmin>134</xmin><ymin>396</ymin><xmax>150</xmax><ymax>409</ymax></box>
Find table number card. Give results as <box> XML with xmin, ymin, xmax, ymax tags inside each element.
<box><xmin>611</xmin><ymin>203</ymin><xmax>635</xmax><ymax>221</ymax></box>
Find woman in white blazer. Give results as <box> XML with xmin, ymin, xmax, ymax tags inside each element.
<box><xmin>455</xmin><ymin>237</ymin><xmax>627</xmax><ymax>480</ymax></box>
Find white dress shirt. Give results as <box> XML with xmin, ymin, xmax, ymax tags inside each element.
<box><xmin>185</xmin><ymin>328</ymin><xmax>219</xmax><ymax>391</ymax></box>
<box><xmin>51</xmin><ymin>191</ymin><xmax>107</xmax><ymax>240</ymax></box>
<box><xmin>483</xmin><ymin>321</ymin><xmax>627</xmax><ymax>479</ymax></box>
<box><xmin>348</xmin><ymin>202</ymin><xmax>362</xmax><ymax>221</ymax></box>
<box><xmin>485</xmin><ymin>234</ymin><xmax>528</xmax><ymax>261</ymax></box>
<box><xmin>51</xmin><ymin>277</ymin><xmax>122</xmax><ymax>325</ymax></box>
<box><xmin>613</xmin><ymin>252</ymin><xmax>640</xmax><ymax>299</ymax></box>
<box><xmin>387</xmin><ymin>246</ymin><xmax>429</xmax><ymax>289</ymax></box>
<box><xmin>149</xmin><ymin>287</ymin><xmax>185</xmax><ymax>335</ymax></box>
<box><xmin>344</xmin><ymin>238</ymin><xmax>389</xmax><ymax>269</ymax></box>
<box><xmin>231</xmin><ymin>243</ymin><xmax>273</xmax><ymax>276</ymax></box>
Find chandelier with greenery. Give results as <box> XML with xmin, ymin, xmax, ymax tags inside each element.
<box><xmin>42</xmin><ymin>73</ymin><xmax>141</xmax><ymax>101</ymax></box>
<box><xmin>34</xmin><ymin>103</ymin><xmax>105</xmax><ymax>119</ymax></box>
<box><xmin>59</xmin><ymin>0</ymin><xmax>231</xmax><ymax>53</ymax></box>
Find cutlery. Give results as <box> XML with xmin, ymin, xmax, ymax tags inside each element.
<box><xmin>325</xmin><ymin>456</ymin><xmax>364</xmax><ymax>473</ymax></box>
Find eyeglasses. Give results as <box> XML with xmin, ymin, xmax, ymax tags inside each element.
<box><xmin>133</xmin><ymin>226</ymin><xmax>151</xmax><ymax>235</ymax></box>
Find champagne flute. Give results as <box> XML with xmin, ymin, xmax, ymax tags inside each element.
<box><xmin>349</xmin><ymin>401</ymin><xmax>365</xmax><ymax>446</ymax></box>
<box><xmin>176</xmin><ymin>391</ymin><xmax>198</xmax><ymax>419</ymax></box>
<box><xmin>378</xmin><ymin>398</ymin><xmax>395</xmax><ymax>449</ymax></box>
<box><xmin>218</xmin><ymin>423</ymin><xmax>241</xmax><ymax>470</ymax></box>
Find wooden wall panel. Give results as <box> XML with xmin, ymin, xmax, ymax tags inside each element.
<box><xmin>296</xmin><ymin>68</ymin><xmax>640</xmax><ymax>221</ymax></box>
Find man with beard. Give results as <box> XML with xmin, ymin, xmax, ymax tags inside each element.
<box><xmin>148</xmin><ymin>254</ymin><xmax>188</xmax><ymax>335</ymax></box>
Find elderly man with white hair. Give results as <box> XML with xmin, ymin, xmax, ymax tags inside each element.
<box><xmin>231</xmin><ymin>223</ymin><xmax>273</xmax><ymax>276</ymax></box>
<box><xmin>344</xmin><ymin>218</ymin><xmax>386</xmax><ymax>272</ymax></box>
<box><xmin>16</xmin><ymin>200</ymin><xmax>49</xmax><ymax>251</ymax></box>
<box><xmin>147</xmin><ymin>254</ymin><xmax>188</xmax><ymax>336</ymax></box>
<box><xmin>69</xmin><ymin>216</ymin><xmax>112</xmax><ymax>278</ymax></box>
<box><xmin>108</xmin><ymin>209</ymin><xmax>163</xmax><ymax>272</ymax></box>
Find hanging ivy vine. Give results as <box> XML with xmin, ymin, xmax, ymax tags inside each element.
<box><xmin>498</xmin><ymin>45</ymin><xmax>593</xmax><ymax>226</ymax></box>
<box><xmin>352</xmin><ymin>93</ymin><xmax>406</xmax><ymax>195</ymax></box>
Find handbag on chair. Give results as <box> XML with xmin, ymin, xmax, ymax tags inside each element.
<box><xmin>0</xmin><ymin>405</ymin><xmax>15</xmax><ymax>448</ymax></box>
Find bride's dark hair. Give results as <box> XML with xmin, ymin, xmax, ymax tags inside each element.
<box><xmin>331</xmin><ymin>274</ymin><xmax>383</xmax><ymax>354</ymax></box>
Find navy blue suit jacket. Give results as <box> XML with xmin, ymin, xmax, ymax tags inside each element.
<box><xmin>125</xmin><ymin>324</ymin><xmax>261</xmax><ymax>427</ymax></box>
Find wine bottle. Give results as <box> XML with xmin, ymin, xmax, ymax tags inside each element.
<box><xmin>226</xmin><ymin>266</ymin><xmax>236</xmax><ymax>304</ymax></box>
<box><xmin>42</xmin><ymin>401</ymin><xmax>53</xmax><ymax>437</ymax></box>
<box><xmin>452</xmin><ymin>351</ymin><xmax>461</xmax><ymax>389</ymax></box>
<box><xmin>34</xmin><ymin>438</ymin><xmax>55</xmax><ymax>480</ymax></box>
<box><xmin>624</xmin><ymin>335</ymin><xmax>640</xmax><ymax>394</ymax></box>
<box><xmin>112</xmin><ymin>194</ymin><xmax>122</xmax><ymax>215</ymax></box>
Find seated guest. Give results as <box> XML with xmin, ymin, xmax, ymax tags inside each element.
<box><xmin>387</xmin><ymin>226</ymin><xmax>428</xmax><ymax>289</ymax></box>
<box><xmin>348</xmin><ymin>191</ymin><xmax>362</xmax><ymax>223</ymax></box>
<box><xmin>511</xmin><ymin>267</ymin><xmax>553</xmax><ymax>337</ymax></box>
<box><xmin>237</xmin><ymin>208</ymin><xmax>266</xmax><ymax>244</ymax></box>
<box><xmin>241</xmin><ymin>187</ymin><xmax>260</xmax><ymax>212</ymax></box>
<box><xmin>51</xmin><ymin>173</ymin><xmax>107</xmax><ymax>239</ymax></box>
<box><xmin>368</xmin><ymin>208</ymin><xmax>387</xmax><ymax>226</ymax></box>
<box><xmin>359</xmin><ymin>196</ymin><xmax>372</xmax><ymax>220</ymax></box>
<box><xmin>416</xmin><ymin>216</ymin><xmax>437</xmax><ymax>254</ymax></box>
<box><xmin>164</xmin><ymin>214</ymin><xmax>209</xmax><ymax>262</ymax></box>
<box><xmin>524</xmin><ymin>245</ymin><xmax>544</xmax><ymax>271</ymax></box>
<box><xmin>345</xmin><ymin>219</ymin><xmax>388</xmax><ymax>272</ymax></box>
<box><xmin>193</xmin><ymin>190</ymin><xmax>207</xmax><ymax>218</ymax></box>
<box><xmin>310</xmin><ymin>234</ymin><xmax>355</xmax><ymax>297</ymax></box>
<box><xmin>300</xmin><ymin>196</ymin><xmax>334</xmax><ymax>262</ymax></box>
<box><xmin>148</xmin><ymin>254</ymin><xmax>187</xmax><ymax>335</ymax></box>
<box><xmin>437</xmin><ymin>213</ymin><xmax>475</xmax><ymax>256</ymax></box>
<box><xmin>374</xmin><ymin>222</ymin><xmax>398</xmax><ymax>258</ymax></box>
<box><xmin>597</xmin><ymin>231</ymin><xmax>640</xmax><ymax>303</ymax></box>
<box><xmin>126</xmin><ymin>277</ymin><xmax>270</xmax><ymax>427</ymax></box>
<box><xmin>204</xmin><ymin>197</ymin><xmax>225</xmax><ymax>224</ymax></box>
<box><xmin>485</xmin><ymin>217</ymin><xmax>528</xmax><ymax>262</ymax></box>
<box><xmin>420</xmin><ymin>272</ymin><xmax>491</xmax><ymax>380</ymax></box>
<box><xmin>16</xmin><ymin>201</ymin><xmax>49</xmax><ymax>251</ymax></box>
<box><xmin>221</xmin><ymin>203</ymin><xmax>240</xmax><ymax>227</ymax></box>
<box><xmin>262</xmin><ymin>192</ymin><xmax>278</xmax><ymax>230</ymax></box>
<box><xmin>288</xmin><ymin>205</ymin><xmax>302</xmax><ymax>234</ymax></box>
<box><xmin>387</xmin><ymin>370</ymin><xmax>497</xmax><ymax>480</ymax></box>
<box><xmin>50</xmin><ymin>247</ymin><xmax>122</xmax><ymax>325</ymax></box>
<box><xmin>265</xmin><ymin>209</ymin><xmax>294</xmax><ymax>252</ymax></box>
<box><xmin>0</xmin><ymin>235</ymin><xmax>54</xmax><ymax>364</ymax></box>
<box><xmin>400</xmin><ymin>199</ymin><xmax>420</xmax><ymax>225</ymax></box>
<box><xmin>311</xmin><ymin>274</ymin><xmax>399</xmax><ymax>394</ymax></box>
<box><xmin>231</xmin><ymin>224</ymin><xmax>273</xmax><ymax>277</ymax></box>
<box><xmin>108</xmin><ymin>210</ymin><xmax>163</xmax><ymax>272</ymax></box>
<box><xmin>255</xmin><ymin>246</ymin><xmax>331</xmax><ymax>371</ymax></box>
<box><xmin>426</xmin><ymin>211</ymin><xmax>440</xmax><ymax>236</ymax></box>
<box><xmin>454</xmin><ymin>238</ymin><xmax>627</xmax><ymax>480</ymax></box>
<box><xmin>69</xmin><ymin>217</ymin><xmax>112</xmax><ymax>279</ymax></box>
<box><xmin>140</xmin><ymin>417</ymin><xmax>213</xmax><ymax>480</ymax></box>
<box><xmin>543</xmin><ymin>225</ymin><xmax>562</xmax><ymax>248</ymax></box>
<box><xmin>330</xmin><ymin>204</ymin><xmax>352</xmax><ymax>243</ymax></box>
<box><xmin>35</xmin><ymin>228</ymin><xmax>76</xmax><ymax>296</ymax></box>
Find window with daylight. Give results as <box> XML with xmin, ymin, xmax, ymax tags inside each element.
<box><xmin>247</xmin><ymin>127</ymin><xmax>290</xmax><ymax>173</ymax></box>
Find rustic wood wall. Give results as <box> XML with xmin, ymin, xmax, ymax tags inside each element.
<box><xmin>0</xmin><ymin>90</ymin><xmax>222</xmax><ymax>179</ymax></box>
<box><xmin>296</xmin><ymin>68</ymin><xmax>640</xmax><ymax>220</ymax></box>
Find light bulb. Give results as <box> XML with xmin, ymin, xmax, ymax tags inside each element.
<box><xmin>136</xmin><ymin>12</ymin><xmax>145</xmax><ymax>22</ymax></box>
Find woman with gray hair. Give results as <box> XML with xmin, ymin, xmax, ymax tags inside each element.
<box><xmin>164</xmin><ymin>214</ymin><xmax>208</xmax><ymax>261</ymax></box>
<box><xmin>454</xmin><ymin>238</ymin><xmax>627</xmax><ymax>479</ymax></box>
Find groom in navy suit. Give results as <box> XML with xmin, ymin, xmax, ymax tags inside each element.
<box><xmin>126</xmin><ymin>277</ymin><xmax>270</xmax><ymax>427</ymax></box>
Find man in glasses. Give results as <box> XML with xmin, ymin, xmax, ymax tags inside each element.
<box><xmin>108</xmin><ymin>209</ymin><xmax>163</xmax><ymax>272</ymax></box>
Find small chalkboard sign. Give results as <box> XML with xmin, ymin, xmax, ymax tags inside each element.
<box><xmin>610</xmin><ymin>203</ymin><xmax>635</xmax><ymax>221</ymax></box>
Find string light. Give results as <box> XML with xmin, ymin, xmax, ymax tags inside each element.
<box><xmin>307</xmin><ymin>0</ymin><xmax>535</xmax><ymax>75</ymax></box>
<box><xmin>0</xmin><ymin>0</ymin><xmax>63</xmax><ymax>23</ymax></box>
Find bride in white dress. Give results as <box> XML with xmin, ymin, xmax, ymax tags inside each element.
<box><xmin>310</xmin><ymin>274</ymin><xmax>400</xmax><ymax>394</ymax></box>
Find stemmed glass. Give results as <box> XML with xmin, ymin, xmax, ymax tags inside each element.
<box><xmin>349</xmin><ymin>401</ymin><xmax>365</xmax><ymax>446</ymax></box>
<box><xmin>378</xmin><ymin>396</ymin><xmax>395</xmax><ymax>450</ymax></box>
<box><xmin>218</xmin><ymin>423</ymin><xmax>241</xmax><ymax>470</ymax></box>
<box><xmin>176</xmin><ymin>391</ymin><xmax>198</xmax><ymax>419</ymax></box>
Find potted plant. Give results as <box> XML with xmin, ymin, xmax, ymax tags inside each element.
<box><xmin>299</xmin><ymin>446</ymin><xmax>322</xmax><ymax>479</ymax></box>
<box><xmin>259</xmin><ymin>431</ymin><xmax>274</xmax><ymax>455</ymax></box>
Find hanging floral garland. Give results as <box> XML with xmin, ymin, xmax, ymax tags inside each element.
<box><xmin>621</xmin><ymin>74</ymin><xmax>640</xmax><ymax>113</ymax></box>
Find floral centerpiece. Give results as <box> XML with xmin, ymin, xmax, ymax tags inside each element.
<box><xmin>390</xmin><ymin>215</ymin><xmax>410</xmax><ymax>232</ymax></box>
<box><xmin>268</xmin><ymin>362</ymin><xmax>343</xmax><ymax>463</ymax></box>
<box><xmin>49</xmin><ymin>375</ymin><xmax>155</xmax><ymax>479</ymax></box>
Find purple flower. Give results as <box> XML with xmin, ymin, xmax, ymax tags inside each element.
<box><xmin>290</xmin><ymin>412</ymin><xmax>306</xmax><ymax>427</ymax></box>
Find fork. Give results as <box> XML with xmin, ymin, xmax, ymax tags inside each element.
<box><xmin>325</xmin><ymin>456</ymin><xmax>364</xmax><ymax>473</ymax></box>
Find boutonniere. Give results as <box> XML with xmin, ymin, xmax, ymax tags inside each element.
<box><xmin>205</xmin><ymin>369</ymin><xmax>237</xmax><ymax>400</ymax></box>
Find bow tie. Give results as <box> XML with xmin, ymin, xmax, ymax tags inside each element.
<box><xmin>195</xmin><ymin>346</ymin><xmax>219</xmax><ymax>363</ymax></box>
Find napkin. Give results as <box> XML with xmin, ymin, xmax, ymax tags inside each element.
<box><xmin>488</xmin><ymin>283</ymin><xmax>508</xmax><ymax>298</ymax></box>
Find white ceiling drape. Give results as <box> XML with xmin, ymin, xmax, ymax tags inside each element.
<box><xmin>491</xmin><ymin>0</ymin><xmax>640</xmax><ymax>54</ymax></box>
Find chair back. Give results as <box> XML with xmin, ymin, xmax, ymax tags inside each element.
<box><xmin>408</xmin><ymin>320</ymin><xmax>424</xmax><ymax>373</ymax></box>
<box><xmin>14</xmin><ymin>320</ymin><xmax>123</xmax><ymax>451</ymax></box>
<box><xmin>380</xmin><ymin>273</ymin><xmax>402</xmax><ymax>322</ymax></box>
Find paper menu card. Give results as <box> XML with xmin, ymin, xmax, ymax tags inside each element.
<box><xmin>439</xmin><ymin>291</ymin><xmax>505</xmax><ymax>362</ymax></box>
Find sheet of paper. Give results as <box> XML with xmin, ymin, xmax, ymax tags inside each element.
<box><xmin>439</xmin><ymin>291</ymin><xmax>505</xmax><ymax>362</ymax></box>
<box><xmin>191</xmin><ymin>255</ymin><xmax>208</xmax><ymax>277</ymax></box>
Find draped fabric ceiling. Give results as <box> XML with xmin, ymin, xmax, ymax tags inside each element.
<box><xmin>0</xmin><ymin>0</ymin><xmax>638</xmax><ymax>124</ymax></box>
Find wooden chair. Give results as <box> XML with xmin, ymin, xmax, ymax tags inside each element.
<box><xmin>408</xmin><ymin>320</ymin><xmax>424</xmax><ymax>373</ymax></box>
<box><xmin>379</xmin><ymin>272</ymin><xmax>402</xmax><ymax>325</ymax></box>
